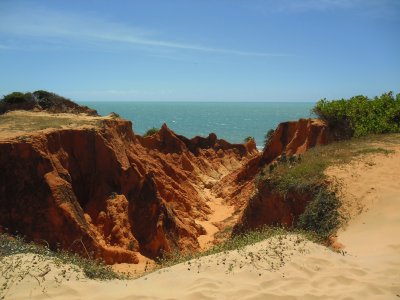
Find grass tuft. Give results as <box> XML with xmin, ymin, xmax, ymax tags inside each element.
<box><xmin>0</xmin><ymin>234</ymin><xmax>123</xmax><ymax>280</ymax></box>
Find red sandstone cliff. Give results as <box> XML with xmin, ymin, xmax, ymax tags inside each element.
<box><xmin>0</xmin><ymin>114</ymin><xmax>330</xmax><ymax>263</ymax></box>
<box><xmin>223</xmin><ymin>119</ymin><xmax>330</xmax><ymax>234</ymax></box>
<box><xmin>261</xmin><ymin>118</ymin><xmax>329</xmax><ymax>165</ymax></box>
<box><xmin>0</xmin><ymin>118</ymin><xmax>256</xmax><ymax>264</ymax></box>
<box><xmin>213</xmin><ymin>118</ymin><xmax>329</xmax><ymax>209</ymax></box>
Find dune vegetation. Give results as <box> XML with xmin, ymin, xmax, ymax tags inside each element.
<box><xmin>257</xmin><ymin>133</ymin><xmax>398</xmax><ymax>239</ymax></box>
<box><xmin>313</xmin><ymin>91</ymin><xmax>400</xmax><ymax>138</ymax></box>
<box><xmin>143</xmin><ymin>127</ymin><xmax>160</xmax><ymax>137</ymax></box>
<box><xmin>0</xmin><ymin>233</ymin><xmax>123</xmax><ymax>280</ymax></box>
<box><xmin>0</xmin><ymin>90</ymin><xmax>97</xmax><ymax>115</ymax></box>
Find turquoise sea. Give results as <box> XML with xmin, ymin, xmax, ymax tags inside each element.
<box><xmin>79</xmin><ymin>102</ymin><xmax>315</xmax><ymax>149</ymax></box>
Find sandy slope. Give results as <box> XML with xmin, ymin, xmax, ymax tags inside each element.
<box><xmin>197</xmin><ymin>188</ymin><xmax>235</xmax><ymax>249</ymax></box>
<box><xmin>2</xmin><ymin>146</ymin><xmax>400</xmax><ymax>300</ymax></box>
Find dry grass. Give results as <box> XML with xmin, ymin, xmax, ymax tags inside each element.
<box><xmin>262</xmin><ymin>134</ymin><xmax>398</xmax><ymax>194</ymax></box>
<box><xmin>0</xmin><ymin>111</ymin><xmax>104</xmax><ymax>140</ymax></box>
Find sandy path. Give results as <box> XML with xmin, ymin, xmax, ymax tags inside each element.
<box><xmin>197</xmin><ymin>189</ymin><xmax>235</xmax><ymax>249</ymax></box>
<box><xmin>3</xmin><ymin>145</ymin><xmax>400</xmax><ymax>299</ymax></box>
<box><xmin>328</xmin><ymin>145</ymin><xmax>400</xmax><ymax>271</ymax></box>
<box><xmin>112</xmin><ymin>185</ymin><xmax>236</xmax><ymax>275</ymax></box>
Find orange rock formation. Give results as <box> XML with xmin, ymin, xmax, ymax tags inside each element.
<box><xmin>0</xmin><ymin>119</ymin><xmax>257</xmax><ymax>263</ymax></box>
<box><xmin>261</xmin><ymin>118</ymin><xmax>329</xmax><ymax>165</ymax></box>
<box><xmin>232</xmin><ymin>119</ymin><xmax>330</xmax><ymax>234</ymax></box>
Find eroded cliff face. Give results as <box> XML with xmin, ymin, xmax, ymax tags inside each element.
<box><xmin>0</xmin><ymin>115</ymin><xmax>330</xmax><ymax>263</ymax></box>
<box><xmin>230</xmin><ymin>119</ymin><xmax>330</xmax><ymax>234</ymax></box>
<box><xmin>232</xmin><ymin>184</ymin><xmax>314</xmax><ymax>235</ymax></box>
<box><xmin>212</xmin><ymin>119</ymin><xmax>329</xmax><ymax>209</ymax></box>
<box><xmin>261</xmin><ymin>118</ymin><xmax>329</xmax><ymax>165</ymax></box>
<box><xmin>0</xmin><ymin>118</ymin><xmax>257</xmax><ymax>264</ymax></box>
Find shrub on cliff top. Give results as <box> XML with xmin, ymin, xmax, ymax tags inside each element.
<box><xmin>33</xmin><ymin>90</ymin><xmax>68</xmax><ymax>109</ymax></box>
<box><xmin>2</xmin><ymin>92</ymin><xmax>35</xmax><ymax>104</ymax></box>
<box><xmin>243</xmin><ymin>136</ymin><xmax>255</xmax><ymax>143</ymax></box>
<box><xmin>312</xmin><ymin>91</ymin><xmax>400</xmax><ymax>138</ymax></box>
<box><xmin>143</xmin><ymin>127</ymin><xmax>159</xmax><ymax>137</ymax></box>
<box><xmin>263</xmin><ymin>129</ymin><xmax>275</xmax><ymax>149</ymax></box>
<box><xmin>0</xmin><ymin>90</ymin><xmax>98</xmax><ymax>115</ymax></box>
<box><xmin>0</xmin><ymin>92</ymin><xmax>37</xmax><ymax>113</ymax></box>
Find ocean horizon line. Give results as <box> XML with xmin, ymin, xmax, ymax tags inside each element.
<box><xmin>78</xmin><ymin>100</ymin><xmax>318</xmax><ymax>103</ymax></box>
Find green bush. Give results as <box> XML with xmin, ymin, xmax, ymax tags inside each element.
<box><xmin>33</xmin><ymin>90</ymin><xmax>59</xmax><ymax>109</ymax></box>
<box><xmin>243</xmin><ymin>136</ymin><xmax>255</xmax><ymax>143</ymax></box>
<box><xmin>143</xmin><ymin>127</ymin><xmax>159</xmax><ymax>137</ymax></box>
<box><xmin>296</xmin><ymin>188</ymin><xmax>340</xmax><ymax>239</ymax></box>
<box><xmin>2</xmin><ymin>92</ymin><xmax>35</xmax><ymax>104</ymax></box>
<box><xmin>263</xmin><ymin>129</ymin><xmax>275</xmax><ymax>148</ymax></box>
<box><xmin>312</xmin><ymin>91</ymin><xmax>400</xmax><ymax>138</ymax></box>
<box><xmin>0</xmin><ymin>92</ymin><xmax>37</xmax><ymax>113</ymax></box>
<box><xmin>0</xmin><ymin>90</ymin><xmax>98</xmax><ymax>115</ymax></box>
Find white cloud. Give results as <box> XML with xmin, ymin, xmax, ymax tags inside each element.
<box><xmin>0</xmin><ymin>7</ymin><xmax>285</xmax><ymax>57</ymax></box>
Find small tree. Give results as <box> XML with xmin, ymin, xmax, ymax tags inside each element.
<box><xmin>2</xmin><ymin>92</ymin><xmax>34</xmax><ymax>104</ymax></box>
<box><xmin>33</xmin><ymin>90</ymin><xmax>56</xmax><ymax>109</ymax></box>
<box><xmin>243</xmin><ymin>136</ymin><xmax>255</xmax><ymax>143</ymax></box>
<box><xmin>143</xmin><ymin>127</ymin><xmax>159</xmax><ymax>137</ymax></box>
<box><xmin>264</xmin><ymin>129</ymin><xmax>275</xmax><ymax>148</ymax></box>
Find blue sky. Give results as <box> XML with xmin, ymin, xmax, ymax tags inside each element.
<box><xmin>0</xmin><ymin>0</ymin><xmax>399</xmax><ymax>101</ymax></box>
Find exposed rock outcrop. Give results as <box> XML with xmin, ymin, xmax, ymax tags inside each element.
<box><xmin>232</xmin><ymin>184</ymin><xmax>314</xmax><ymax>235</ymax></box>
<box><xmin>213</xmin><ymin>119</ymin><xmax>329</xmax><ymax>209</ymax></box>
<box><xmin>229</xmin><ymin>119</ymin><xmax>330</xmax><ymax>234</ymax></box>
<box><xmin>261</xmin><ymin>118</ymin><xmax>329</xmax><ymax>165</ymax></box>
<box><xmin>0</xmin><ymin>117</ymin><xmax>256</xmax><ymax>263</ymax></box>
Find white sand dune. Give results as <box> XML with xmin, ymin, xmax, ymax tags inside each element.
<box><xmin>2</xmin><ymin>146</ymin><xmax>400</xmax><ymax>300</ymax></box>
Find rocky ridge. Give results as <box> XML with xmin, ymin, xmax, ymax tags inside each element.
<box><xmin>0</xmin><ymin>110</ymin><xmax>331</xmax><ymax>264</ymax></box>
<box><xmin>0</xmin><ymin>115</ymin><xmax>257</xmax><ymax>264</ymax></box>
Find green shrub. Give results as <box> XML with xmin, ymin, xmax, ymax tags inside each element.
<box><xmin>2</xmin><ymin>92</ymin><xmax>35</xmax><ymax>104</ymax></box>
<box><xmin>243</xmin><ymin>136</ymin><xmax>255</xmax><ymax>143</ymax></box>
<box><xmin>0</xmin><ymin>90</ymin><xmax>98</xmax><ymax>116</ymax></box>
<box><xmin>264</xmin><ymin>129</ymin><xmax>275</xmax><ymax>148</ymax></box>
<box><xmin>0</xmin><ymin>92</ymin><xmax>37</xmax><ymax>113</ymax></box>
<box><xmin>109</xmin><ymin>112</ymin><xmax>120</xmax><ymax>119</ymax></box>
<box><xmin>33</xmin><ymin>90</ymin><xmax>59</xmax><ymax>109</ymax></box>
<box><xmin>143</xmin><ymin>127</ymin><xmax>159</xmax><ymax>137</ymax></box>
<box><xmin>296</xmin><ymin>188</ymin><xmax>340</xmax><ymax>238</ymax></box>
<box><xmin>312</xmin><ymin>91</ymin><xmax>400</xmax><ymax>138</ymax></box>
